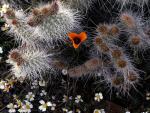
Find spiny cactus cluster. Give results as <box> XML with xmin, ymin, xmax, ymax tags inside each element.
<box><xmin>2</xmin><ymin>0</ymin><xmax>150</xmax><ymax>95</ymax></box>
<box><xmin>3</xmin><ymin>0</ymin><xmax>80</xmax><ymax>79</ymax></box>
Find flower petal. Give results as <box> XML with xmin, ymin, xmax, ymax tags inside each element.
<box><xmin>79</xmin><ymin>32</ymin><xmax>87</xmax><ymax>42</ymax></box>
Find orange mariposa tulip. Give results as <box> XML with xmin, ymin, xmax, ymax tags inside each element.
<box><xmin>68</xmin><ymin>32</ymin><xmax>87</xmax><ymax>49</ymax></box>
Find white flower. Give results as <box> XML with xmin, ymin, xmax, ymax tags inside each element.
<box><xmin>62</xmin><ymin>69</ymin><xmax>68</xmax><ymax>75</ymax></box>
<box><xmin>94</xmin><ymin>93</ymin><xmax>103</xmax><ymax>102</ymax></box>
<box><xmin>62</xmin><ymin>95</ymin><xmax>72</xmax><ymax>102</ymax></box>
<box><xmin>0</xmin><ymin>80</ymin><xmax>6</xmax><ymax>89</ymax></box>
<box><xmin>93</xmin><ymin>109</ymin><xmax>105</xmax><ymax>113</ymax></box>
<box><xmin>39</xmin><ymin>100</ymin><xmax>52</xmax><ymax>112</ymax></box>
<box><xmin>0</xmin><ymin>47</ymin><xmax>3</xmax><ymax>54</ymax></box>
<box><xmin>146</xmin><ymin>92</ymin><xmax>150</xmax><ymax>100</ymax></box>
<box><xmin>51</xmin><ymin>103</ymin><xmax>56</xmax><ymax>111</ymax></box>
<box><xmin>7</xmin><ymin>103</ymin><xmax>17</xmax><ymax>113</ymax></box>
<box><xmin>18</xmin><ymin>105</ymin><xmax>26</xmax><ymax>113</ymax></box>
<box><xmin>18</xmin><ymin>101</ymin><xmax>33</xmax><ymax>113</ymax></box>
<box><xmin>52</xmin><ymin>96</ymin><xmax>56</xmax><ymax>100</ymax></box>
<box><xmin>63</xmin><ymin>95</ymin><xmax>69</xmax><ymax>102</ymax></box>
<box><xmin>69</xmin><ymin>96</ymin><xmax>73</xmax><ymax>100</ymax></box>
<box><xmin>125</xmin><ymin>111</ymin><xmax>130</xmax><ymax>113</ymax></box>
<box><xmin>1</xmin><ymin>4</ymin><xmax>9</xmax><ymax>12</ymax></box>
<box><xmin>126</xmin><ymin>111</ymin><xmax>130</xmax><ymax>113</ymax></box>
<box><xmin>39</xmin><ymin>80</ymin><xmax>46</xmax><ymax>87</ymax></box>
<box><xmin>76</xmin><ymin>109</ymin><xmax>81</xmax><ymax>113</ymax></box>
<box><xmin>62</xmin><ymin>108</ymin><xmax>68</xmax><ymax>112</ymax></box>
<box><xmin>0</xmin><ymin>4</ymin><xmax>9</xmax><ymax>16</ymax></box>
<box><xmin>25</xmin><ymin>92</ymin><xmax>35</xmax><ymax>101</ymax></box>
<box><xmin>146</xmin><ymin>92</ymin><xmax>150</xmax><ymax>96</ymax></box>
<box><xmin>25</xmin><ymin>101</ymin><xmax>33</xmax><ymax>113</ymax></box>
<box><xmin>1</xmin><ymin>23</ymin><xmax>10</xmax><ymax>31</ymax></box>
<box><xmin>62</xmin><ymin>108</ymin><xmax>73</xmax><ymax>113</ymax></box>
<box><xmin>40</xmin><ymin>90</ymin><xmax>47</xmax><ymax>96</ymax></box>
<box><xmin>75</xmin><ymin>95</ymin><xmax>83</xmax><ymax>103</ymax></box>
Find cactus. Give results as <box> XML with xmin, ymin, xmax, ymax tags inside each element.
<box><xmin>28</xmin><ymin>0</ymin><xmax>81</xmax><ymax>45</ymax></box>
<box><xmin>7</xmin><ymin>47</ymin><xmax>53</xmax><ymax>79</ymax></box>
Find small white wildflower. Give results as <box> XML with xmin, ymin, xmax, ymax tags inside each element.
<box><xmin>25</xmin><ymin>92</ymin><xmax>35</xmax><ymax>101</ymax></box>
<box><xmin>0</xmin><ymin>47</ymin><xmax>3</xmax><ymax>54</ymax></box>
<box><xmin>75</xmin><ymin>95</ymin><xmax>83</xmax><ymax>103</ymax></box>
<box><xmin>146</xmin><ymin>92</ymin><xmax>150</xmax><ymax>96</ymax></box>
<box><xmin>18</xmin><ymin>105</ymin><xmax>26</xmax><ymax>113</ymax></box>
<box><xmin>1</xmin><ymin>4</ymin><xmax>9</xmax><ymax>12</ymax></box>
<box><xmin>69</xmin><ymin>96</ymin><xmax>73</xmax><ymax>100</ymax></box>
<box><xmin>125</xmin><ymin>111</ymin><xmax>130</xmax><ymax>113</ymax></box>
<box><xmin>94</xmin><ymin>93</ymin><xmax>103</xmax><ymax>102</ymax></box>
<box><xmin>63</xmin><ymin>95</ymin><xmax>72</xmax><ymax>102</ymax></box>
<box><xmin>51</xmin><ymin>103</ymin><xmax>56</xmax><ymax>111</ymax></box>
<box><xmin>146</xmin><ymin>92</ymin><xmax>150</xmax><ymax>100</ymax></box>
<box><xmin>52</xmin><ymin>96</ymin><xmax>56</xmax><ymax>100</ymax></box>
<box><xmin>26</xmin><ymin>102</ymin><xmax>33</xmax><ymax>113</ymax></box>
<box><xmin>93</xmin><ymin>109</ymin><xmax>105</xmax><ymax>113</ymax></box>
<box><xmin>100</xmin><ymin>109</ymin><xmax>105</xmax><ymax>113</ymax></box>
<box><xmin>1</xmin><ymin>23</ymin><xmax>10</xmax><ymax>31</ymax></box>
<box><xmin>39</xmin><ymin>80</ymin><xmax>46</xmax><ymax>87</ymax></box>
<box><xmin>40</xmin><ymin>90</ymin><xmax>47</xmax><ymax>96</ymax></box>
<box><xmin>62</xmin><ymin>69</ymin><xmax>68</xmax><ymax>75</ymax></box>
<box><xmin>62</xmin><ymin>108</ymin><xmax>68</xmax><ymax>112</ymax></box>
<box><xmin>16</xmin><ymin>100</ymin><xmax>23</xmax><ymax>109</ymax></box>
<box><xmin>0</xmin><ymin>80</ymin><xmax>6</xmax><ymax>89</ymax></box>
<box><xmin>68</xmin><ymin>111</ymin><xmax>73</xmax><ymax>113</ymax></box>
<box><xmin>0</xmin><ymin>4</ymin><xmax>9</xmax><ymax>16</ymax></box>
<box><xmin>76</xmin><ymin>109</ymin><xmax>81</xmax><ymax>113</ymax></box>
<box><xmin>62</xmin><ymin>108</ymin><xmax>73</xmax><ymax>113</ymax></box>
<box><xmin>146</xmin><ymin>97</ymin><xmax>150</xmax><ymax>100</ymax></box>
<box><xmin>63</xmin><ymin>95</ymin><xmax>69</xmax><ymax>102</ymax></box>
<box><xmin>22</xmin><ymin>101</ymin><xmax>33</xmax><ymax>113</ymax></box>
<box><xmin>39</xmin><ymin>100</ymin><xmax>52</xmax><ymax>112</ymax></box>
<box><xmin>7</xmin><ymin>103</ymin><xmax>17</xmax><ymax>113</ymax></box>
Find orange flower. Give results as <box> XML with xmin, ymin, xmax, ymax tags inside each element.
<box><xmin>68</xmin><ymin>32</ymin><xmax>87</xmax><ymax>49</ymax></box>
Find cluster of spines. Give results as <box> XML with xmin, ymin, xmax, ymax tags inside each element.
<box><xmin>92</xmin><ymin>23</ymin><xmax>140</xmax><ymax>93</ymax></box>
<box><xmin>4</xmin><ymin>0</ymin><xmax>80</xmax><ymax>46</ymax></box>
<box><xmin>7</xmin><ymin>47</ymin><xmax>53</xmax><ymax>79</ymax></box>
<box><xmin>68</xmin><ymin>58</ymin><xmax>103</xmax><ymax>77</ymax></box>
<box><xmin>27</xmin><ymin>0</ymin><xmax>59</xmax><ymax>27</ymax></box>
<box><xmin>119</xmin><ymin>12</ymin><xmax>150</xmax><ymax>53</ymax></box>
<box><xmin>4</xmin><ymin>8</ymin><xmax>40</xmax><ymax>47</ymax></box>
<box><xmin>4</xmin><ymin>0</ymin><xmax>81</xmax><ymax>79</ymax></box>
<box><xmin>28</xmin><ymin>0</ymin><xmax>80</xmax><ymax>45</ymax></box>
